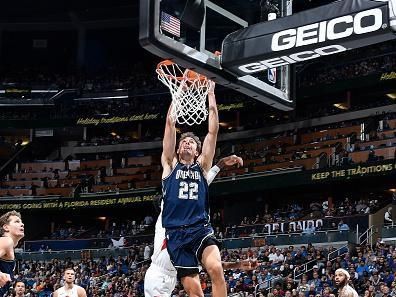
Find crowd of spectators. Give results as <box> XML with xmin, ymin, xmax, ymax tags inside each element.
<box><xmin>235</xmin><ymin>112</ymin><xmax>396</xmax><ymax>173</ymax></box>
<box><xmin>25</xmin><ymin>216</ymin><xmax>155</xmax><ymax>246</ymax></box>
<box><xmin>1</xmin><ymin>41</ymin><xmax>395</xmax><ymax>96</ymax></box>
<box><xmin>94</xmin><ymin>216</ymin><xmax>154</xmax><ymax>239</ymax></box>
<box><xmin>221</xmin><ymin>195</ymin><xmax>384</xmax><ymax>239</ymax></box>
<box><xmin>13</xmin><ymin>243</ymin><xmax>149</xmax><ymax>297</ymax></box>
<box><xmin>50</xmin><ymin>225</ymin><xmax>87</xmax><ymax>240</ymax></box>
<box><xmin>298</xmin><ymin>40</ymin><xmax>396</xmax><ymax>88</ymax></box>
<box><xmin>0</xmin><ymin>61</ymin><xmax>164</xmax><ymax>95</ymax></box>
<box><xmin>220</xmin><ymin>240</ymin><xmax>396</xmax><ymax>297</ymax></box>
<box><xmin>0</xmin><ymin>42</ymin><xmax>395</xmax><ymax>132</ymax></box>
<box><xmin>1</xmin><ymin>108</ymin><xmax>395</xmax><ymax>203</ymax></box>
<box><xmin>10</xmin><ymin>240</ymin><xmax>396</xmax><ymax>297</ymax></box>
<box><xmin>299</xmin><ymin>55</ymin><xmax>396</xmax><ymax>88</ymax></box>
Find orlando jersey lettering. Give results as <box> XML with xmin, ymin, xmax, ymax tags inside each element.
<box><xmin>162</xmin><ymin>162</ymin><xmax>209</xmax><ymax>228</ymax></box>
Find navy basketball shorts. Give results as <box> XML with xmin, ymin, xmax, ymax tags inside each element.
<box><xmin>165</xmin><ymin>223</ymin><xmax>220</xmax><ymax>279</ymax></box>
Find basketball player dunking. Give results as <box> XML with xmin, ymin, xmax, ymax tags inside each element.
<box><xmin>0</xmin><ymin>211</ymin><xmax>24</xmax><ymax>297</ymax></box>
<box><xmin>161</xmin><ymin>81</ymin><xmax>227</xmax><ymax>296</ymax></box>
<box><xmin>145</xmin><ymin>155</ymin><xmax>257</xmax><ymax>297</ymax></box>
<box><xmin>53</xmin><ymin>268</ymin><xmax>87</xmax><ymax>297</ymax></box>
<box><xmin>334</xmin><ymin>268</ymin><xmax>358</xmax><ymax>297</ymax></box>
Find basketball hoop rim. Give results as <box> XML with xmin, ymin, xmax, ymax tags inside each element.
<box><xmin>156</xmin><ymin>60</ymin><xmax>208</xmax><ymax>82</ymax></box>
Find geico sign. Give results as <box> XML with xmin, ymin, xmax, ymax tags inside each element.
<box><xmin>271</xmin><ymin>8</ymin><xmax>384</xmax><ymax>51</ymax></box>
<box><xmin>238</xmin><ymin>45</ymin><xmax>346</xmax><ymax>74</ymax></box>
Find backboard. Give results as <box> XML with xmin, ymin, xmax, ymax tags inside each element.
<box><xmin>139</xmin><ymin>0</ymin><xmax>396</xmax><ymax>111</ymax></box>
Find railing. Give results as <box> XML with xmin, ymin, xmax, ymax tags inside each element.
<box><xmin>24</xmin><ymin>233</ymin><xmax>154</xmax><ymax>252</ymax></box>
<box><xmin>293</xmin><ymin>258</ymin><xmax>318</xmax><ymax>280</ymax></box>
<box><xmin>221</xmin><ymin>229</ymin><xmax>351</xmax><ymax>249</ymax></box>
<box><xmin>293</xmin><ymin>244</ymin><xmax>349</xmax><ymax>281</ymax></box>
<box><xmin>381</xmin><ymin>224</ymin><xmax>396</xmax><ymax>240</ymax></box>
<box><xmin>224</xmin><ymin>214</ymin><xmax>369</xmax><ymax>240</ymax></box>
<box><xmin>327</xmin><ymin>244</ymin><xmax>349</xmax><ymax>261</ymax></box>
<box><xmin>359</xmin><ymin>225</ymin><xmax>375</xmax><ymax>246</ymax></box>
<box><xmin>16</xmin><ymin>246</ymin><xmax>134</xmax><ymax>261</ymax></box>
<box><xmin>254</xmin><ymin>275</ymin><xmax>282</xmax><ymax>297</ymax></box>
<box><xmin>254</xmin><ymin>284</ymin><xmax>260</xmax><ymax>297</ymax></box>
<box><xmin>0</xmin><ymin>144</ymin><xmax>29</xmax><ymax>177</ymax></box>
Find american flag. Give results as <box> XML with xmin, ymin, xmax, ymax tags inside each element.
<box><xmin>161</xmin><ymin>12</ymin><xmax>181</xmax><ymax>38</ymax></box>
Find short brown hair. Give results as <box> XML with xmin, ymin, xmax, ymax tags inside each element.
<box><xmin>178</xmin><ymin>132</ymin><xmax>202</xmax><ymax>154</ymax></box>
<box><xmin>64</xmin><ymin>267</ymin><xmax>75</xmax><ymax>274</ymax></box>
<box><xmin>0</xmin><ymin>211</ymin><xmax>21</xmax><ymax>236</ymax></box>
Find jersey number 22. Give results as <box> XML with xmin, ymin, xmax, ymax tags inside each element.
<box><xmin>178</xmin><ymin>181</ymin><xmax>198</xmax><ymax>200</ymax></box>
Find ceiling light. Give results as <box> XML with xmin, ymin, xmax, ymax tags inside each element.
<box><xmin>386</xmin><ymin>93</ymin><xmax>396</xmax><ymax>99</ymax></box>
<box><xmin>333</xmin><ymin>103</ymin><xmax>348</xmax><ymax>110</ymax></box>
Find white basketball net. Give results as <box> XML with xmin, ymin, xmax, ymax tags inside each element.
<box><xmin>157</xmin><ymin>61</ymin><xmax>210</xmax><ymax>126</ymax></box>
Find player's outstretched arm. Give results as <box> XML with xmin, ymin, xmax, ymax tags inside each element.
<box><xmin>222</xmin><ymin>259</ymin><xmax>259</xmax><ymax>270</ymax></box>
<box><xmin>217</xmin><ymin>155</ymin><xmax>243</xmax><ymax>169</ymax></box>
<box><xmin>207</xmin><ymin>155</ymin><xmax>243</xmax><ymax>185</ymax></box>
<box><xmin>198</xmin><ymin>81</ymin><xmax>219</xmax><ymax>172</ymax></box>
<box><xmin>161</xmin><ymin>104</ymin><xmax>177</xmax><ymax>177</ymax></box>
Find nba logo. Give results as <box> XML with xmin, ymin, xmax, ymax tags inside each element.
<box><xmin>268</xmin><ymin>68</ymin><xmax>276</xmax><ymax>84</ymax></box>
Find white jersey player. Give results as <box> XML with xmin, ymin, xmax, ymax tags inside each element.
<box><xmin>144</xmin><ymin>204</ymin><xmax>178</xmax><ymax>296</ymax></box>
<box><xmin>335</xmin><ymin>268</ymin><xmax>359</xmax><ymax>297</ymax></box>
<box><xmin>53</xmin><ymin>268</ymin><xmax>87</xmax><ymax>297</ymax></box>
<box><xmin>145</xmin><ymin>155</ymin><xmax>253</xmax><ymax>297</ymax></box>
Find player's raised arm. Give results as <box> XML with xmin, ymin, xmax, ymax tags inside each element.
<box><xmin>207</xmin><ymin>155</ymin><xmax>243</xmax><ymax>185</ymax></box>
<box><xmin>161</xmin><ymin>104</ymin><xmax>177</xmax><ymax>177</ymax></box>
<box><xmin>198</xmin><ymin>81</ymin><xmax>219</xmax><ymax>172</ymax></box>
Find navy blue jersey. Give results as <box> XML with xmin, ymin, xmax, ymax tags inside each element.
<box><xmin>162</xmin><ymin>162</ymin><xmax>209</xmax><ymax>228</ymax></box>
<box><xmin>0</xmin><ymin>257</ymin><xmax>15</xmax><ymax>296</ymax></box>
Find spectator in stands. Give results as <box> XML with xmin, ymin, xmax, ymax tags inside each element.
<box><xmin>249</xmin><ymin>228</ymin><xmax>258</xmax><ymax>237</ymax></box>
<box><xmin>338</xmin><ymin>220</ymin><xmax>350</xmax><ymax>231</ymax></box>
<box><xmin>302</xmin><ymin>222</ymin><xmax>316</xmax><ymax>234</ymax></box>
<box><xmin>356</xmin><ymin>200</ymin><xmax>368</xmax><ymax>213</ymax></box>
<box><xmin>368</xmin><ymin>149</ymin><xmax>378</xmax><ymax>162</ymax></box>
<box><xmin>384</xmin><ymin>207</ymin><xmax>393</xmax><ymax>225</ymax></box>
<box><xmin>14</xmin><ymin>281</ymin><xmax>26</xmax><ymax>297</ymax></box>
<box><xmin>143</xmin><ymin>215</ymin><xmax>154</xmax><ymax>226</ymax></box>
<box><xmin>269</xmin><ymin>249</ymin><xmax>285</xmax><ymax>266</ymax></box>
<box><xmin>240</xmin><ymin>216</ymin><xmax>250</xmax><ymax>226</ymax></box>
<box><xmin>252</xmin><ymin>214</ymin><xmax>262</xmax><ymax>225</ymax></box>
<box><xmin>214</xmin><ymin>226</ymin><xmax>224</xmax><ymax>239</ymax></box>
<box><xmin>143</xmin><ymin>243</ymin><xmax>151</xmax><ymax>261</ymax></box>
<box><xmin>297</xmin><ymin>276</ymin><xmax>309</xmax><ymax>294</ymax></box>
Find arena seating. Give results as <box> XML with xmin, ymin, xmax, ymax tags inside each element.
<box><xmin>2</xmin><ymin>112</ymin><xmax>396</xmax><ymax>199</ymax></box>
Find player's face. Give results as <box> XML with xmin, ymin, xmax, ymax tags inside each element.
<box><xmin>334</xmin><ymin>271</ymin><xmax>346</xmax><ymax>287</ymax></box>
<box><xmin>15</xmin><ymin>282</ymin><xmax>25</xmax><ymax>295</ymax></box>
<box><xmin>4</xmin><ymin>215</ymin><xmax>24</xmax><ymax>239</ymax></box>
<box><xmin>64</xmin><ymin>270</ymin><xmax>76</xmax><ymax>283</ymax></box>
<box><xmin>178</xmin><ymin>137</ymin><xmax>198</xmax><ymax>158</ymax></box>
